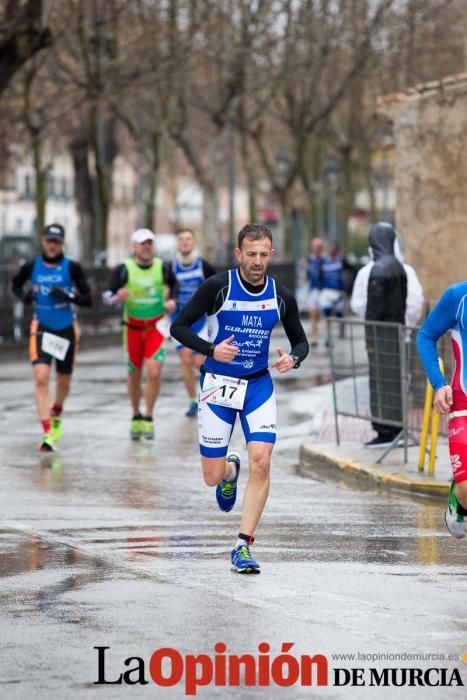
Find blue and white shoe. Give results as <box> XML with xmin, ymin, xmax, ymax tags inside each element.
<box><xmin>185</xmin><ymin>401</ymin><xmax>198</xmax><ymax>418</ymax></box>
<box><xmin>231</xmin><ymin>544</ymin><xmax>261</xmax><ymax>574</ymax></box>
<box><xmin>216</xmin><ymin>452</ymin><xmax>240</xmax><ymax>512</ymax></box>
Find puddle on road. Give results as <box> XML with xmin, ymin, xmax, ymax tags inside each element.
<box><xmin>1</xmin><ymin>491</ymin><xmax>465</xmax><ymax>593</ymax></box>
<box><xmin>0</xmin><ymin>529</ymin><xmax>88</xmax><ymax>579</ymax></box>
<box><xmin>0</xmin><ymin>529</ymin><xmax>118</xmax><ymax>628</ymax></box>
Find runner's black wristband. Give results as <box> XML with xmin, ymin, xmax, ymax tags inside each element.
<box><xmin>290</xmin><ymin>354</ymin><xmax>301</xmax><ymax>369</ymax></box>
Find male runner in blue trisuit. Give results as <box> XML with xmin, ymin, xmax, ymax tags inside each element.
<box><xmin>171</xmin><ymin>223</ymin><xmax>308</xmax><ymax>573</ymax></box>
<box><xmin>11</xmin><ymin>223</ymin><xmax>92</xmax><ymax>451</ymax></box>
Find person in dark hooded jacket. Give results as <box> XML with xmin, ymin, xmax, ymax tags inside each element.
<box><xmin>366</xmin><ymin>222</ymin><xmax>407</xmax><ymax>324</ymax></box>
<box><xmin>361</xmin><ymin>222</ymin><xmax>407</xmax><ymax>448</ymax></box>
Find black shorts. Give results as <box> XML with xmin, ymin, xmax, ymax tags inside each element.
<box><xmin>29</xmin><ymin>320</ymin><xmax>79</xmax><ymax>375</ymax></box>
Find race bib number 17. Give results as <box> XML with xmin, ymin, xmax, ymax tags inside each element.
<box><xmin>200</xmin><ymin>373</ymin><xmax>247</xmax><ymax>410</ymax></box>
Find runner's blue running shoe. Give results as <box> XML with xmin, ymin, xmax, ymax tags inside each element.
<box><xmin>231</xmin><ymin>544</ymin><xmax>260</xmax><ymax>574</ymax></box>
<box><xmin>216</xmin><ymin>452</ymin><xmax>240</xmax><ymax>512</ymax></box>
<box><xmin>185</xmin><ymin>401</ymin><xmax>198</xmax><ymax>418</ymax></box>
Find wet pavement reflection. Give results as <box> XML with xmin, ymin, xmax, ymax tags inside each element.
<box><xmin>0</xmin><ymin>334</ymin><xmax>466</xmax><ymax>698</ymax></box>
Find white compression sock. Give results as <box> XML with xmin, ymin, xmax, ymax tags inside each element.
<box><xmin>224</xmin><ymin>459</ymin><xmax>238</xmax><ymax>482</ymax></box>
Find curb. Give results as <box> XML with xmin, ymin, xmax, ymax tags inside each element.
<box><xmin>300</xmin><ymin>443</ymin><xmax>449</xmax><ymax>499</ymax></box>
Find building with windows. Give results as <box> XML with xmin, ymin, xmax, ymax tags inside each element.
<box><xmin>0</xmin><ymin>148</ymin><xmax>252</xmax><ymax>265</ymax></box>
<box><xmin>0</xmin><ymin>152</ymin><xmax>80</xmax><ymax>259</ymax></box>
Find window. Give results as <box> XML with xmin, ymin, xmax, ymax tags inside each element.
<box><xmin>23</xmin><ymin>173</ymin><xmax>35</xmax><ymax>198</ymax></box>
<box><xmin>47</xmin><ymin>176</ymin><xmax>55</xmax><ymax>197</ymax></box>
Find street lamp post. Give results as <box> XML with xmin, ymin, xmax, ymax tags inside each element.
<box><xmin>324</xmin><ymin>157</ymin><xmax>339</xmax><ymax>242</ymax></box>
<box><xmin>274</xmin><ymin>149</ymin><xmax>290</xmax><ymax>259</ymax></box>
<box><xmin>90</xmin><ymin>12</ymin><xmax>101</xmax><ymax>262</ymax></box>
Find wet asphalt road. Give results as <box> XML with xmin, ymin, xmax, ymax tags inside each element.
<box><xmin>0</xmin><ymin>330</ymin><xmax>466</xmax><ymax>699</ymax></box>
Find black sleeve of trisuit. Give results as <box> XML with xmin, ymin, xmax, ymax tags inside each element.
<box><xmin>106</xmin><ymin>264</ymin><xmax>128</xmax><ymax>294</ymax></box>
<box><xmin>202</xmin><ymin>260</ymin><xmax>217</xmax><ymax>279</ymax></box>
<box><xmin>11</xmin><ymin>261</ymin><xmax>34</xmax><ymax>300</ymax></box>
<box><xmin>70</xmin><ymin>261</ymin><xmax>93</xmax><ymax>307</ymax></box>
<box><xmin>162</xmin><ymin>262</ymin><xmax>179</xmax><ymax>300</ymax></box>
<box><xmin>276</xmin><ymin>283</ymin><xmax>309</xmax><ymax>362</ymax></box>
<box><xmin>170</xmin><ymin>274</ymin><xmax>227</xmax><ymax>355</ymax></box>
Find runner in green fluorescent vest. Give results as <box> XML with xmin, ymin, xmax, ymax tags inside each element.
<box><xmin>103</xmin><ymin>229</ymin><xmax>178</xmax><ymax>440</ymax></box>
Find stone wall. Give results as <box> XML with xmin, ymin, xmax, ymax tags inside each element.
<box><xmin>381</xmin><ymin>80</ymin><xmax>467</xmax><ymax>303</ymax></box>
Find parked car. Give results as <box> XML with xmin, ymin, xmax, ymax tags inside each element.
<box><xmin>0</xmin><ymin>234</ymin><xmax>37</xmax><ymax>265</ymax></box>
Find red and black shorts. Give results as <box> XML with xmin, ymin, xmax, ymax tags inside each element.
<box><xmin>29</xmin><ymin>320</ymin><xmax>79</xmax><ymax>375</ymax></box>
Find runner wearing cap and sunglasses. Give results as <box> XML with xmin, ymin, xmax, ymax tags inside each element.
<box><xmin>103</xmin><ymin>229</ymin><xmax>178</xmax><ymax>440</ymax></box>
<box><xmin>11</xmin><ymin>223</ymin><xmax>92</xmax><ymax>452</ymax></box>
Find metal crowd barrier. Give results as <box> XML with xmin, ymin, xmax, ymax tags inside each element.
<box><xmin>328</xmin><ymin>317</ymin><xmax>453</xmax><ymax>465</ymax></box>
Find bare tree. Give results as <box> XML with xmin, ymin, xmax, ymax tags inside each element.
<box><xmin>106</xmin><ymin>1</ymin><xmax>174</xmax><ymax>231</ymax></box>
<box><xmin>164</xmin><ymin>0</ymin><xmax>279</xmax><ymax>258</ymax></box>
<box><xmin>0</xmin><ymin>0</ymin><xmax>51</xmax><ymax>97</ymax></box>
<box><xmin>49</xmin><ymin>0</ymin><xmax>123</xmax><ymax>259</ymax></box>
<box><xmin>2</xmin><ymin>0</ymin><xmax>466</xmax><ymax>263</ymax></box>
<box><xmin>238</xmin><ymin>0</ymin><xmax>396</xmax><ymax>254</ymax></box>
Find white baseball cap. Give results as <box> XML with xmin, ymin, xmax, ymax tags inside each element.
<box><xmin>131</xmin><ymin>228</ymin><xmax>155</xmax><ymax>244</ymax></box>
